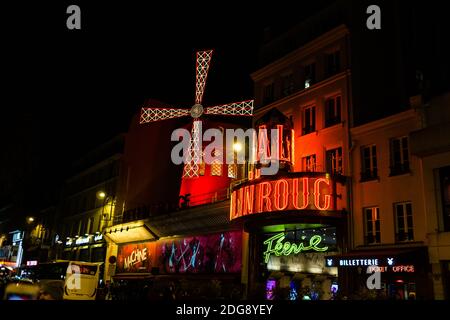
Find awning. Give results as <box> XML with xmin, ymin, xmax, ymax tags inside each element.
<box><xmin>113</xmin><ymin>272</ymin><xmax>153</xmax><ymax>280</ymax></box>
<box><xmin>104</xmin><ymin>220</ymin><xmax>159</xmax><ymax>244</ymax></box>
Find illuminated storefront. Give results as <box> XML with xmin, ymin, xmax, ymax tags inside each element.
<box><xmin>63</xmin><ymin>232</ymin><xmax>106</xmax><ymax>262</ymax></box>
<box><xmin>108</xmin><ymin>228</ymin><xmax>244</xmax><ymax>300</ymax></box>
<box><xmin>231</xmin><ymin>172</ymin><xmax>346</xmax><ymax>300</ymax></box>
<box><xmin>116</xmin><ymin>231</ymin><xmax>242</xmax><ymax>275</ymax></box>
<box><xmin>326</xmin><ymin>248</ymin><xmax>432</xmax><ymax>299</ymax></box>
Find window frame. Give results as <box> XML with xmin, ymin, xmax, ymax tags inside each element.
<box><xmin>325</xmin><ymin>95</ymin><xmax>342</xmax><ymax>127</ymax></box>
<box><xmin>302</xmin><ymin>154</ymin><xmax>317</xmax><ymax>172</ymax></box>
<box><xmin>394</xmin><ymin>202</ymin><xmax>414</xmax><ymax>242</ymax></box>
<box><xmin>389</xmin><ymin>136</ymin><xmax>410</xmax><ymax>176</ymax></box>
<box><xmin>302</xmin><ymin>105</ymin><xmax>316</xmax><ymax>135</ymax></box>
<box><xmin>262</xmin><ymin>82</ymin><xmax>275</xmax><ymax>105</ymax></box>
<box><xmin>304</xmin><ymin>62</ymin><xmax>316</xmax><ymax>88</ymax></box>
<box><xmin>364</xmin><ymin>207</ymin><xmax>381</xmax><ymax>245</ymax></box>
<box><xmin>326</xmin><ymin>147</ymin><xmax>343</xmax><ymax>175</ymax></box>
<box><xmin>360</xmin><ymin>144</ymin><xmax>378</xmax><ymax>182</ymax></box>
<box><xmin>325</xmin><ymin>50</ymin><xmax>341</xmax><ymax>76</ymax></box>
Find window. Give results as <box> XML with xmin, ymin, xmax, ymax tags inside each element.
<box><xmin>70</xmin><ymin>222</ymin><xmax>77</xmax><ymax>237</ymax></box>
<box><xmin>302</xmin><ymin>154</ymin><xmax>316</xmax><ymax>172</ymax></box>
<box><xmin>326</xmin><ymin>147</ymin><xmax>343</xmax><ymax>174</ymax></box>
<box><xmin>80</xmin><ymin>196</ymin><xmax>87</xmax><ymax>212</ymax></box>
<box><xmin>325</xmin><ymin>50</ymin><xmax>341</xmax><ymax>76</ymax></box>
<box><xmin>364</xmin><ymin>207</ymin><xmax>381</xmax><ymax>244</ymax></box>
<box><xmin>211</xmin><ymin>149</ymin><xmax>222</xmax><ymax>176</ymax></box>
<box><xmin>282</xmin><ymin>73</ymin><xmax>294</xmax><ymax>97</ymax></box>
<box><xmin>394</xmin><ymin>202</ymin><xmax>414</xmax><ymax>242</ymax></box>
<box><xmin>86</xmin><ymin>217</ymin><xmax>95</xmax><ymax>235</ymax></box>
<box><xmin>304</xmin><ymin>63</ymin><xmax>316</xmax><ymax>88</ymax></box>
<box><xmin>439</xmin><ymin>166</ymin><xmax>450</xmax><ymax>231</ymax></box>
<box><xmin>263</xmin><ymin>82</ymin><xmax>275</xmax><ymax>105</ymax></box>
<box><xmin>361</xmin><ymin>145</ymin><xmax>378</xmax><ymax>181</ymax></box>
<box><xmin>91</xmin><ymin>247</ymin><xmax>106</xmax><ymax>263</ymax></box>
<box><xmin>325</xmin><ymin>96</ymin><xmax>341</xmax><ymax>127</ymax></box>
<box><xmin>79</xmin><ymin>248</ymin><xmax>90</xmax><ymax>262</ymax></box>
<box><xmin>302</xmin><ymin>105</ymin><xmax>316</xmax><ymax>135</ymax></box>
<box><xmin>228</xmin><ymin>163</ymin><xmax>237</xmax><ymax>178</ymax></box>
<box><xmin>390</xmin><ymin>136</ymin><xmax>410</xmax><ymax>176</ymax></box>
<box><xmin>77</xmin><ymin>220</ymin><xmax>83</xmax><ymax>237</ymax></box>
<box><xmin>199</xmin><ymin>154</ymin><xmax>205</xmax><ymax>176</ymax></box>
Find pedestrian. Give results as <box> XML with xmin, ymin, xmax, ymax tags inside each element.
<box><xmin>38</xmin><ymin>281</ymin><xmax>64</xmax><ymax>300</ymax></box>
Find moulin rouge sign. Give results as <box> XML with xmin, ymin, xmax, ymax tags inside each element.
<box><xmin>230</xmin><ymin>174</ymin><xmax>335</xmax><ymax>220</ymax></box>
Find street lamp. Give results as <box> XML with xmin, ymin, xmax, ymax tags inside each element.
<box><xmin>231</xmin><ymin>142</ymin><xmax>247</xmax><ymax>179</ymax></box>
<box><xmin>96</xmin><ymin>191</ymin><xmax>106</xmax><ymax>200</ymax></box>
<box><xmin>233</xmin><ymin>142</ymin><xmax>242</xmax><ymax>152</ymax></box>
<box><xmin>97</xmin><ymin>190</ymin><xmax>115</xmax><ymax>223</ymax></box>
<box><xmin>26</xmin><ymin>217</ymin><xmax>35</xmax><ymax>224</ymax></box>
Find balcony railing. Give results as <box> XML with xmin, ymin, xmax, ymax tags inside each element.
<box><xmin>115</xmin><ymin>187</ymin><xmax>232</xmax><ymax>225</ymax></box>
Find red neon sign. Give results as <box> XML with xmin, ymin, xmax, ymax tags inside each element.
<box><xmin>230</xmin><ymin>175</ymin><xmax>334</xmax><ymax>220</ymax></box>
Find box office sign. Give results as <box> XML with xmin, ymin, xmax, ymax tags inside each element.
<box><xmin>117</xmin><ymin>231</ymin><xmax>242</xmax><ymax>274</ymax></box>
<box><xmin>325</xmin><ymin>257</ymin><xmax>416</xmax><ymax>273</ymax></box>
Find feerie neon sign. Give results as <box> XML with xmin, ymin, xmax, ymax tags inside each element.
<box><xmin>263</xmin><ymin>232</ymin><xmax>329</xmax><ymax>263</ymax></box>
<box><xmin>230</xmin><ymin>175</ymin><xmax>334</xmax><ymax>220</ymax></box>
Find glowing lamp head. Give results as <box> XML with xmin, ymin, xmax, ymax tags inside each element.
<box><xmin>97</xmin><ymin>191</ymin><xmax>106</xmax><ymax>200</ymax></box>
<box><xmin>233</xmin><ymin>142</ymin><xmax>242</xmax><ymax>152</ymax></box>
<box><xmin>27</xmin><ymin>217</ymin><xmax>35</xmax><ymax>223</ymax></box>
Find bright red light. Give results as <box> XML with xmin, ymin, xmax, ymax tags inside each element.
<box><xmin>230</xmin><ymin>175</ymin><xmax>334</xmax><ymax>220</ymax></box>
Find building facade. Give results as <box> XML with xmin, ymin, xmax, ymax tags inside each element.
<box><xmin>336</xmin><ymin>108</ymin><xmax>432</xmax><ymax>299</ymax></box>
<box><xmin>56</xmin><ymin>134</ymin><xmax>125</xmax><ymax>265</ymax></box>
<box><xmin>244</xmin><ymin>24</ymin><xmax>351</xmax><ymax>300</ymax></box>
<box><xmin>411</xmin><ymin>92</ymin><xmax>450</xmax><ymax>299</ymax></box>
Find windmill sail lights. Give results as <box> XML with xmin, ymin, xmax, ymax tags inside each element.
<box><xmin>140</xmin><ymin>49</ymin><xmax>255</xmax><ymax>179</ymax></box>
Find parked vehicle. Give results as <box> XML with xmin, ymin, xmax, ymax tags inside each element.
<box><xmin>33</xmin><ymin>260</ymin><xmax>102</xmax><ymax>300</ymax></box>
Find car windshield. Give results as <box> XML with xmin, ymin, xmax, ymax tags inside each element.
<box><xmin>36</xmin><ymin>262</ymin><xmax>70</xmax><ymax>280</ymax></box>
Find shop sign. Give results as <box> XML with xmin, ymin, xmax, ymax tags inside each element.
<box><xmin>117</xmin><ymin>231</ymin><xmax>242</xmax><ymax>274</ymax></box>
<box><xmin>124</xmin><ymin>248</ymin><xmax>148</xmax><ymax>270</ymax></box>
<box><xmin>263</xmin><ymin>232</ymin><xmax>329</xmax><ymax>263</ymax></box>
<box><xmin>117</xmin><ymin>242</ymin><xmax>156</xmax><ymax>273</ymax></box>
<box><xmin>230</xmin><ymin>175</ymin><xmax>334</xmax><ymax>221</ymax></box>
<box><xmin>75</xmin><ymin>236</ymin><xmax>91</xmax><ymax>245</ymax></box>
<box><xmin>326</xmin><ymin>257</ymin><xmax>416</xmax><ymax>273</ymax></box>
<box><xmin>335</xmin><ymin>259</ymin><xmax>380</xmax><ymax>267</ymax></box>
<box><xmin>367</xmin><ymin>265</ymin><xmax>415</xmax><ymax>273</ymax></box>
<box><xmin>26</xmin><ymin>260</ymin><xmax>38</xmax><ymax>266</ymax></box>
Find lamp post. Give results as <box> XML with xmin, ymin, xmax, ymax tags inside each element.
<box><xmin>96</xmin><ymin>191</ymin><xmax>116</xmax><ymax>226</ymax></box>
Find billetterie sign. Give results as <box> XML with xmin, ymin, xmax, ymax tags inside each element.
<box><xmin>230</xmin><ymin>175</ymin><xmax>334</xmax><ymax>220</ymax></box>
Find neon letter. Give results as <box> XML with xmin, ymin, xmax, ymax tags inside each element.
<box><xmin>258</xmin><ymin>182</ymin><xmax>272</xmax><ymax>213</ymax></box>
<box><xmin>292</xmin><ymin>178</ymin><xmax>309</xmax><ymax>210</ymax></box>
<box><xmin>274</xmin><ymin>179</ymin><xmax>288</xmax><ymax>211</ymax></box>
<box><xmin>243</xmin><ymin>185</ymin><xmax>255</xmax><ymax>215</ymax></box>
<box><xmin>314</xmin><ymin>178</ymin><xmax>331</xmax><ymax>210</ymax></box>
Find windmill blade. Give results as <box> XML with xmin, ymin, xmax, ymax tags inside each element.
<box><xmin>182</xmin><ymin>120</ymin><xmax>202</xmax><ymax>178</ymax></box>
<box><xmin>140</xmin><ymin>107</ymin><xmax>190</xmax><ymax>124</ymax></box>
<box><xmin>195</xmin><ymin>50</ymin><xmax>213</xmax><ymax>105</ymax></box>
<box><xmin>205</xmin><ymin>100</ymin><xmax>254</xmax><ymax>116</ymax></box>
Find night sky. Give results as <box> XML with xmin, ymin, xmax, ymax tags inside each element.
<box><xmin>2</xmin><ymin>1</ymin><xmax>336</xmax><ymax>181</ymax></box>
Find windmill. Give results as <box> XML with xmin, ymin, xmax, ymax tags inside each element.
<box><xmin>140</xmin><ymin>50</ymin><xmax>254</xmax><ymax>182</ymax></box>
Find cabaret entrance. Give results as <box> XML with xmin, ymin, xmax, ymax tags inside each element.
<box><xmin>230</xmin><ymin>172</ymin><xmax>347</xmax><ymax>300</ymax></box>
